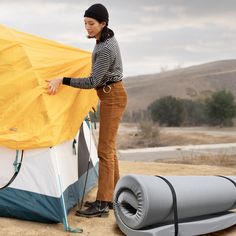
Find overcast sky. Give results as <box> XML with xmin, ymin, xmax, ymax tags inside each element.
<box><xmin>1</xmin><ymin>0</ymin><xmax>236</xmax><ymax>76</ymax></box>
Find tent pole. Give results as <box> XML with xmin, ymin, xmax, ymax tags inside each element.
<box><xmin>51</xmin><ymin>147</ymin><xmax>83</xmax><ymax>233</ymax></box>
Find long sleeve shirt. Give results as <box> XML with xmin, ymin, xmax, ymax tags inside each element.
<box><xmin>62</xmin><ymin>36</ymin><xmax>123</xmax><ymax>89</ymax></box>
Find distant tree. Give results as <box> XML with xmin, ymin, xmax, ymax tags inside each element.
<box><xmin>181</xmin><ymin>99</ymin><xmax>208</xmax><ymax>126</ymax></box>
<box><xmin>122</xmin><ymin>110</ymin><xmax>131</xmax><ymax>122</ymax></box>
<box><xmin>205</xmin><ymin>90</ymin><xmax>236</xmax><ymax>126</ymax></box>
<box><xmin>148</xmin><ymin>96</ymin><xmax>184</xmax><ymax>126</ymax></box>
<box><xmin>122</xmin><ymin>109</ymin><xmax>151</xmax><ymax>123</ymax></box>
<box><xmin>160</xmin><ymin>65</ymin><xmax>168</xmax><ymax>73</ymax></box>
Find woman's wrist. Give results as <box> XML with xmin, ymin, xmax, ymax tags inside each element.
<box><xmin>62</xmin><ymin>77</ymin><xmax>71</xmax><ymax>85</ymax></box>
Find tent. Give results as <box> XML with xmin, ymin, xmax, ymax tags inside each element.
<box><xmin>0</xmin><ymin>24</ymin><xmax>99</xmax><ymax>232</ymax></box>
<box><xmin>0</xmin><ymin>24</ymin><xmax>98</xmax><ymax>149</ymax></box>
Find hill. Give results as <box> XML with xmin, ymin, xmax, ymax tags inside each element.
<box><xmin>124</xmin><ymin>59</ymin><xmax>236</xmax><ymax>111</ymax></box>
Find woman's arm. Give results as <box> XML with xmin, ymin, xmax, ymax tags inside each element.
<box><xmin>64</xmin><ymin>47</ymin><xmax>114</xmax><ymax>89</ymax></box>
<box><xmin>47</xmin><ymin>46</ymin><xmax>114</xmax><ymax>94</ymax></box>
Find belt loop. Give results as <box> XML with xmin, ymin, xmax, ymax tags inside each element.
<box><xmin>103</xmin><ymin>85</ymin><xmax>111</xmax><ymax>93</ymax></box>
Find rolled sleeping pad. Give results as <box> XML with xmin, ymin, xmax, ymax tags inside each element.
<box><xmin>113</xmin><ymin>175</ymin><xmax>236</xmax><ymax>236</ymax></box>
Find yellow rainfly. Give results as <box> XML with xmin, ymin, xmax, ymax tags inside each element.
<box><xmin>0</xmin><ymin>24</ymin><xmax>98</xmax><ymax>150</ymax></box>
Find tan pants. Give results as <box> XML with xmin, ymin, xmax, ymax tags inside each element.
<box><xmin>96</xmin><ymin>81</ymin><xmax>127</xmax><ymax>201</ymax></box>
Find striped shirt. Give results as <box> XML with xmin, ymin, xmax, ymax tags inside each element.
<box><xmin>62</xmin><ymin>36</ymin><xmax>123</xmax><ymax>89</ymax></box>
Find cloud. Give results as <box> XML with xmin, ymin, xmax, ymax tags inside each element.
<box><xmin>0</xmin><ymin>0</ymin><xmax>236</xmax><ymax>76</ymax></box>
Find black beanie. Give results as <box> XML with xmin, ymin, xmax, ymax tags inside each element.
<box><xmin>84</xmin><ymin>3</ymin><xmax>109</xmax><ymax>24</ymax></box>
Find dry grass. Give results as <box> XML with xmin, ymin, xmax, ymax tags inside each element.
<box><xmin>116</xmin><ymin>124</ymin><xmax>236</xmax><ymax>149</ymax></box>
<box><xmin>159</xmin><ymin>132</ymin><xmax>236</xmax><ymax>146</ymax></box>
<box><xmin>116</xmin><ymin>123</ymin><xmax>236</xmax><ymax>168</ymax></box>
<box><xmin>155</xmin><ymin>153</ymin><xmax>236</xmax><ymax>168</ymax></box>
<box><xmin>117</xmin><ymin>122</ymin><xmax>161</xmax><ymax>149</ymax></box>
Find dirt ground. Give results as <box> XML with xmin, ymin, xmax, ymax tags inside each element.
<box><xmin>116</xmin><ymin>123</ymin><xmax>236</xmax><ymax>149</ymax></box>
<box><xmin>0</xmin><ymin>161</ymin><xmax>235</xmax><ymax>236</ymax></box>
<box><xmin>1</xmin><ymin>124</ymin><xmax>236</xmax><ymax>236</ymax></box>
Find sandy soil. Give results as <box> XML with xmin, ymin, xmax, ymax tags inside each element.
<box><xmin>0</xmin><ymin>161</ymin><xmax>235</xmax><ymax>236</ymax></box>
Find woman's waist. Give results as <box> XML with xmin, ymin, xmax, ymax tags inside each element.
<box><xmin>96</xmin><ymin>80</ymin><xmax>127</xmax><ymax>99</ymax></box>
<box><xmin>96</xmin><ymin>76</ymin><xmax>123</xmax><ymax>90</ymax></box>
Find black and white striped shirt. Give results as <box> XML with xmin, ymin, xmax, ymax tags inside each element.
<box><xmin>62</xmin><ymin>36</ymin><xmax>123</xmax><ymax>89</ymax></box>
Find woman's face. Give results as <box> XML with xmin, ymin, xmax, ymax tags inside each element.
<box><xmin>84</xmin><ymin>17</ymin><xmax>106</xmax><ymax>39</ymax></box>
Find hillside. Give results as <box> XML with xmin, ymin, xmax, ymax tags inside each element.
<box><xmin>124</xmin><ymin>59</ymin><xmax>236</xmax><ymax>111</ymax></box>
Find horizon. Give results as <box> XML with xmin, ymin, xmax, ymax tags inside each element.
<box><xmin>124</xmin><ymin>58</ymin><xmax>236</xmax><ymax>78</ymax></box>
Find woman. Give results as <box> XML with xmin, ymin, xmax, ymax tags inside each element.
<box><xmin>47</xmin><ymin>3</ymin><xmax>127</xmax><ymax>218</ymax></box>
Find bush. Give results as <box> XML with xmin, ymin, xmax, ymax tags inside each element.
<box><xmin>138</xmin><ymin>121</ymin><xmax>160</xmax><ymax>146</ymax></box>
<box><xmin>148</xmin><ymin>96</ymin><xmax>184</xmax><ymax>126</ymax></box>
<box><xmin>205</xmin><ymin>90</ymin><xmax>236</xmax><ymax>126</ymax></box>
<box><xmin>181</xmin><ymin>99</ymin><xmax>208</xmax><ymax>126</ymax></box>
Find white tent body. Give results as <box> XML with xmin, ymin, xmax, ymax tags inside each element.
<box><xmin>0</xmin><ymin>121</ymin><xmax>98</xmax><ymax>226</ymax></box>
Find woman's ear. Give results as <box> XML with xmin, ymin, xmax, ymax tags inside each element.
<box><xmin>101</xmin><ymin>21</ymin><xmax>107</xmax><ymax>28</ymax></box>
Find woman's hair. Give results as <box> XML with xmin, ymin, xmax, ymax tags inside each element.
<box><xmin>99</xmin><ymin>25</ymin><xmax>114</xmax><ymax>42</ymax></box>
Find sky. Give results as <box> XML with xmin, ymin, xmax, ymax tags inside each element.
<box><xmin>1</xmin><ymin>0</ymin><xmax>236</xmax><ymax>77</ymax></box>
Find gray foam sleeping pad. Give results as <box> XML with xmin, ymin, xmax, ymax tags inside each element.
<box><xmin>113</xmin><ymin>175</ymin><xmax>236</xmax><ymax>236</ymax></box>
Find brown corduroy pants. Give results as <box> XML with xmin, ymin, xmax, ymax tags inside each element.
<box><xmin>96</xmin><ymin>81</ymin><xmax>127</xmax><ymax>202</ymax></box>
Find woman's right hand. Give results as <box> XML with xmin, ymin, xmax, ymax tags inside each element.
<box><xmin>46</xmin><ymin>78</ymin><xmax>63</xmax><ymax>95</ymax></box>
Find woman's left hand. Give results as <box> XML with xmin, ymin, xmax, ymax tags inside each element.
<box><xmin>46</xmin><ymin>78</ymin><xmax>63</xmax><ymax>95</ymax></box>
